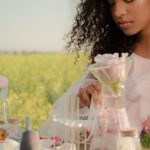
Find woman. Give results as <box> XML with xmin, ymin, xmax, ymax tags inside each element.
<box><xmin>44</xmin><ymin>0</ymin><xmax>150</xmax><ymax>149</ymax></box>
<box><xmin>66</xmin><ymin>0</ymin><xmax>150</xmax><ymax>130</ymax></box>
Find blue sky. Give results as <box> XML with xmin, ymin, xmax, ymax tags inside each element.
<box><xmin>0</xmin><ymin>0</ymin><xmax>78</xmax><ymax>52</ymax></box>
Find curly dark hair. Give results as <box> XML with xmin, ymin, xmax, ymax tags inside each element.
<box><xmin>67</xmin><ymin>0</ymin><xmax>137</xmax><ymax>63</ymax></box>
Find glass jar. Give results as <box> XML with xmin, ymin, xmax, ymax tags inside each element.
<box><xmin>7</xmin><ymin>118</ymin><xmax>22</xmax><ymax>141</ymax></box>
<box><xmin>117</xmin><ymin>129</ymin><xmax>141</xmax><ymax>150</ymax></box>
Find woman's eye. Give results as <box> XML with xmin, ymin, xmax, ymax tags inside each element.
<box><xmin>107</xmin><ymin>0</ymin><xmax>115</xmax><ymax>7</ymax></box>
<box><xmin>109</xmin><ymin>3</ymin><xmax>115</xmax><ymax>7</ymax></box>
<box><xmin>107</xmin><ymin>0</ymin><xmax>134</xmax><ymax>8</ymax></box>
<box><xmin>124</xmin><ymin>0</ymin><xmax>134</xmax><ymax>3</ymax></box>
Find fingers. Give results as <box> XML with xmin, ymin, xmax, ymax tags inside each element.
<box><xmin>92</xmin><ymin>81</ymin><xmax>101</xmax><ymax>93</ymax></box>
<box><xmin>92</xmin><ymin>90</ymin><xmax>101</xmax><ymax>106</ymax></box>
<box><xmin>78</xmin><ymin>88</ymin><xmax>91</xmax><ymax>108</ymax></box>
<box><xmin>78</xmin><ymin>81</ymin><xmax>102</xmax><ymax>108</ymax></box>
<box><xmin>88</xmin><ymin>81</ymin><xmax>101</xmax><ymax>106</ymax></box>
<box><xmin>87</xmin><ymin>85</ymin><xmax>101</xmax><ymax>106</ymax></box>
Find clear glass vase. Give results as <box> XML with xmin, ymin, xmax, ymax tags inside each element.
<box><xmin>0</xmin><ymin>86</ymin><xmax>10</xmax><ymax>143</ymax></box>
<box><xmin>100</xmin><ymin>84</ymin><xmax>130</xmax><ymax>133</ymax></box>
<box><xmin>88</xmin><ymin>60</ymin><xmax>132</xmax><ymax>150</ymax></box>
<box><xmin>90</xmin><ymin>85</ymin><xmax>131</xmax><ymax>150</ymax></box>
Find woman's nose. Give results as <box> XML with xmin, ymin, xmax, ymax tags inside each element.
<box><xmin>113</xmin><ymin>3</ymin><xmax>127</xmax><ymax>18</ymax></box>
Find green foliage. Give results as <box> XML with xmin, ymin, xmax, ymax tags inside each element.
<box><xmin>0</xmin><ymin>53</ymin><xmax>88</xmax><ymax>129</ymax></box>
<box><xmin>141</xmin><ymin>133</ymin><xmax>150</xmax><ymax>148</ymax></box>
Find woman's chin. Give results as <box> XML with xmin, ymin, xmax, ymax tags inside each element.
<box><xmin>121</xmin><ymin>29</ymin><xmax>139</xmax><ymax>36</ymax></box>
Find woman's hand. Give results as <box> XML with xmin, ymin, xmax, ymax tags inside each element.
<box><xmin>78</xmin><ymin>81</ymin><xmax>101</xmax><ymax>108</ymax></box>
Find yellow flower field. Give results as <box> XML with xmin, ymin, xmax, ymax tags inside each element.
<box><xmin>0</xmin><ymin>53</ymin><xmax>88</xmax><ymax>129</ymax></box>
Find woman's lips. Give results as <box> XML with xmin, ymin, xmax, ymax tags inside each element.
<box><xmin>118</xmin><ymin>21</ymin><xmax>133</xmax><ymax>29</ymax></box>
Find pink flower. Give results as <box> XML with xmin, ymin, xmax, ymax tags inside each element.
<box><xmin>88</xmin><ymin>53</ymin><xmax>130</xmax><ymax>96</ymax></box>
<box><xmin>0</xmin><ymin>75</ymin><xmax>9</xmax><ymax>88</ymax></box>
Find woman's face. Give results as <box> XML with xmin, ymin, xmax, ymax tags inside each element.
<box><xmin>107</xmin><ymin>0</ymin><xmax>150</xmax><ymax>36</ymax></box>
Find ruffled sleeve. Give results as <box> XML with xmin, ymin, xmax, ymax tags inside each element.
<box><xmin>39</xmin><ymin>73</ymin><xmax>97</xmax><ymax>139</ymax></box>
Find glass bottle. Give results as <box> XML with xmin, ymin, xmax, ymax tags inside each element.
<box><xmin>20</xmin><ymin>117</ymin><xmax>40</xmax><ymax>150</ymax></box>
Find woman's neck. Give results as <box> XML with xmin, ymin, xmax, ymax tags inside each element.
<box><xmin>134</xmin><ymin>31</ymin><xmax>150</xmax><ymax>59</ymax></box>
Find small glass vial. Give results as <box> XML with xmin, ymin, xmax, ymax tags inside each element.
<box><xmin>0</xmin><ymin>126</ymin><xmax>6</xmax><ymax>143</ymax></box>
<box><xmin>117</xmin><ymin>128</ymin><xmax>141</xmax><ymax>150</ymax></box>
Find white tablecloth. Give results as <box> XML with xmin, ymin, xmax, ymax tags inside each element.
<box><xmin>0</xmin><ymin>138</ymin><xmax>75</xmax><ymax>150</ymax></box>
<box><xmin>0</xmin><ymin>139</ymin><xmax>19</xmax><ymax>150</ymax></box>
